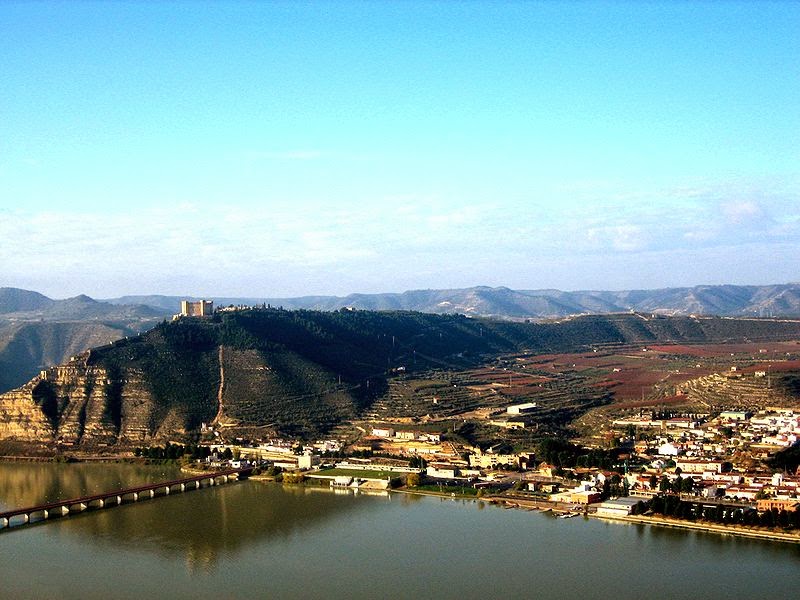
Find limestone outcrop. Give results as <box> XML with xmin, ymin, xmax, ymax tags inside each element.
<box><xmin>3</xmin><ymin>308</ymin><xmax>800</xmax><ymax>449</ymax></box>
<box><xmin>0</xmin><ymin>378</ymin><xmax>55</xmax><ymax>442</ymax></box>
<box><xmin>0</xmin><ymin>354</ymin><xmax>176</xmax><ymax>446</ymax></box>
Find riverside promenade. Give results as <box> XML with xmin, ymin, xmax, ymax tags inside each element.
<box><xmin>591</xmin><ymin>512</ymin><xmax>800</xmax><ymax>544</ymax></box>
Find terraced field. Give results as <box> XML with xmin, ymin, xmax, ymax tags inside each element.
<box><xmin>219</xmin><ymin>347</ymin><xmax>358</xmax><ymax>437</ymax></box>
<box><xmin>360</xmin><ymin>341</ymin><xmax>800</xmax><ymax>451</ymax></box>
<box><xmin>571</xmin><ymin>342</ymin><xmax>800</xmax><ymax>444</ymax></box>
<box><xmin>361</xmin><ymin>361</ymin><xmax>612</xmax><ymax>448</ymax></box>
<box><xmin>7</xmin><ymin>309</ymin><xmax>800</xmax><ymax>448</ymax></box>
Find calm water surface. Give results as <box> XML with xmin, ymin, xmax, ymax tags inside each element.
<box><xmin>0</xmin><ymin>463</ymin><xmax>798</xmax><ymax>600</ymax></box>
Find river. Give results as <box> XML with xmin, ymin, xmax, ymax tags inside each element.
<box><xmin>0</xmin><ymin>463</ymin><xmax>798</xmax><ymax>599</ymax></box>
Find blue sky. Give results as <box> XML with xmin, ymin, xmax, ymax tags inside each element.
<box><xmin>1</xmin><ymin>1</ymin><xmax>798</xmax><ymax>298</ymax></box>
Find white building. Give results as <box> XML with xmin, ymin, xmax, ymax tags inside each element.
<box><xmin>596</xmin><ymin>497</ymin><xmax>642</xmax><ymax>518</ymax></box>
<box><xmin>720</xmin><ymin>410</ymin><xmax>750</xmax><ymax>421</ymax></box>
<box><xmin>427</xmin><ymin>463</ymin><xmax>460</xmax><ymax>479</ymax></box>
<box><xmin>371</xmin><ymin>428</ymin><xmax>395</xmax><ymax>438</ymax></box>
<box><xmin>657</xmin><ymin>442</ymin><xmax>680</xmax><ymax>456</ymax></box>
<box><xmin>298</xmin><ymin>453</ymin><xmax>320</xmax><ymax>470</ymax></box>
<box><xmin>506</xmin><ymin>402</ymin><xmax>537</xmax><ymax>415</ymax></box>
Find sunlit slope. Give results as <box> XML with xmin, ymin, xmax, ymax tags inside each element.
<box><xmin>2</xmin><ymin>309</ymin><xmax>800</xmax><ymax>445</ymax></box>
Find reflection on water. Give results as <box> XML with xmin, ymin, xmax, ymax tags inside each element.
<box><xmin>0</xmin><ymin>462</ymin><xmax>181</xmax><ymax>509</ymax></box>
<box><xmin>0</xmin><ymin>464</ymin><xmax>390</xmax><ymax>571</ymax></box>
<box><xmin>0</xmin><ymin>463</ymin><xmax>799</xmax><ymax>600</ymax></box>
<box><xmin>65</xmin><ymin>483</ymin><xmax>389</xmax><ymax>572</ymax></box>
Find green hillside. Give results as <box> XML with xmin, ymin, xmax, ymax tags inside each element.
<box><xmin>79</xmin><ymin>309</ymin><xmax>800</xmax><ymax>439</ymax></box>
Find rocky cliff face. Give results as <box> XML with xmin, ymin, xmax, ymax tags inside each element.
<box><xmin>0</xmin><ymin>353</ymin><xmax>190</xmax><ymax>446</ymax></box>
<box><xmin>0</xmin><ymin>378</ymin><xmax>55</xmax><ymax>442</ymax></box>
<box><xmin>0</xmin><ymin>321</ymin><xmax>143</xmax><ymax>393</ymax></box>
<box><xmin>3</xmin><ymin>309</ymin><xmax>800</xmax><ymax>450</ymax></box>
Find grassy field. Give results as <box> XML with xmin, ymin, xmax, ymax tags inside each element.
<box><xmin>314</xmin><ymin>467</ymin><xmax>406</xmax><ymax>480</ymax></box>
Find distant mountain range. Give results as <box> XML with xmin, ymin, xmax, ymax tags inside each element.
<box><xmin>0</xmin><ymin>288</ymin><xmax>166</xmax><ymax>392</ymax></box>
<box><xmin>3</xmin><ymin>282</ymin><xmax>800</xmax><ymax>395</ymax></box>
<box><xmin>105</xmin><ymin>283</ymin><xmax>800</xmax><ymax>320</ymax></box>
<box><xmin>0</xmin><ymin>288</ymin><xmax>166</xmax><ymax>321</ymax></box>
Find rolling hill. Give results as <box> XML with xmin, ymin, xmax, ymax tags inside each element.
<box><xmin>3</xmin><ymin>308</ymin><xmax>800</xmax><ymax>447</ymax></box>
<box><xmin>0</xmin><ymin>288</ymin><xmax>169</xmax><ymax>392</ymax></box>
<box><xmin>106</xmin><ymin>283</ymin><xmax>800</xmax><ymax>319</ymax></box>
<box><xmin>4</xmin><ymin>283</ymin><xmax>800</xmax><ymax>397</ymax></box>
<box><xmin>0</xmin><ymin>321</ymin><xmax>140</xmax><ymax>392</ymax></box>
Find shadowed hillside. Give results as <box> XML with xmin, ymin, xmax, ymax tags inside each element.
<box><xmin>2</xmin><ymin>309</ymin><xmax>800</xmax><ymax>446</ymax></box>
<box><xmin>0</xmin><ymin>321</ymin><xmax>144</xmax><ymax>392</ymax></box>
<box><xmin>0</xmin><ymin>288</ymin><xmax>168</xmax><ymax>393</ymax></box>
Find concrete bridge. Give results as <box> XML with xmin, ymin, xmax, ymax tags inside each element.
<box><xmin>0</xmin><ymin>467</ymin><xmax>252</xmax><ymax>531</ymax></box>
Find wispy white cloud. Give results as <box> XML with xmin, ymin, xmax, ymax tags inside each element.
<box><xmin>1</xmin><ymin>177</ymin><xmax>798</xmax><ymax>297</ymax></box>
<box><xmin>722</xmin><ymin>200</ymin><xmax>764</xmax><ymax>224</ymax></box>
<box><xmin>586</xmin><ymin>224</ymin><xmax>646</xmax><ymax>252</ymax></box>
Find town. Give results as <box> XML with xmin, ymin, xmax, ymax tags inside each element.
<box><xmin>165</xmin><ymin>401</ymin><xmax>800</xmax><ymax>538</ymax></box>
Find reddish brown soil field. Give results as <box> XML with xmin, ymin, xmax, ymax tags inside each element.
<box><xmin>612</xmin><ymin>394</ymin><xmax>693</xmax><ymax>411</ymax></box>
<box><xmin>647</xmin><ymin>341</ymin><xmax>800</xmax><ymax>357</ymax></box>
<box><xmin>511</xmin><ymin>341</ymin><xmax>800</xmax><ymax>407</ymax></box>
<box><xmin>735</xmin><ymin>360</ymin><xmax>800</xmax><ymax>374</ymax></box>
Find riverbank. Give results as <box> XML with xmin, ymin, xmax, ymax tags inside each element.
<box><xmin>396</xmin><ymin>485</ymin><xmax>800</xmax><ymax>544</ymax></box>
<box><xmin>0</xmin><ymin>454</ymin><xmax>136</xmax><ymax>463</ymax></box>
<box><xmin>393</xmin><ymin>487</ymin><xmax>480</xmax><ymax>501</ymax></box>
<box><xmin>74</xmin><ymin>465</ymin><xmax>800</xmax><ymax>544</ymax></box>
<box><xmin>180</xmin><ymin>464</ymin><xmax>280</xmax><ymax>482</ymax></box>
<box><xmin>0</xmin><ymin>455</ymin><xmax>57</xmax><ymax>462</ymax></box>
<box><xmin>591</xmin><ymin>512</ymin><xmax>800</xmax><ymax>544</ymax></box>
<box><xmin>7</xmin><ymin>458</ymin><xmax>799</xmax><ymax>545</ymax></box>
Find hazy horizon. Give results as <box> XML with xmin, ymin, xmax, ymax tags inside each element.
<box><xmin>6</xmin><ymin>280</ymin><xmax>800</xmax><ymax>305</ymax></box>
<box><xmin>2</xmin><ymin>2</ymin><xmax>798</xmax><ymax>299</ymax></box>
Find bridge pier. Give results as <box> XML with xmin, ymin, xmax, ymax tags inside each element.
<box><xmin>30</xmin><ymin>510</ymin><xmax>46</xmax><ymax>521</ymax></box>
<box><xmin>34</xmin><ymin>506</ymin><xmax>66</xmax><ymax>520</ymax></box>
<box><xmin>70</xmin><ymin>503</ymin><xmax>88</xmax><ymax>513</ymax></box>
<box><xmin>1</xmin><ymin>517</ymin><xmax>7</xmax><ymax>529</ymax></box>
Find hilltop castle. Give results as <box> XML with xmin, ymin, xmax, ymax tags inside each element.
<box><xmin>178</xmin><ymin>299</ymin><xmax>214</xmax><ymax>317</ymax></box>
